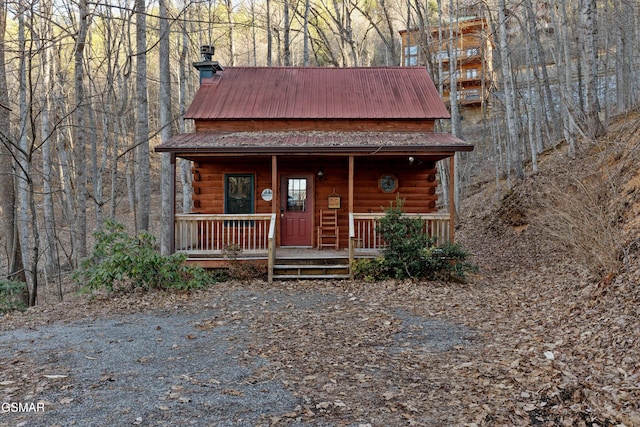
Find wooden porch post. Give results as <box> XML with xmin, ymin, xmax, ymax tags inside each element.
<box><xmin>348</xmin><ymin>156</ymin><xmax>354</xmax><ymax>213</ymax></box>
<box><xmin>169</xmin><ymin>153</ymin><xmax>176</xmax><ymax>253</ymax></box>
<box><xmin>268</xmin><ymin>155</ymin><xmax>278</xmax><ymax>283</ymax></box>
<box><xmin>272</xmin><ymin>155</ymin><xmax>278</xmax><ymax>245</ymax></box>
<box><xmin>448</xmin><ymin>154</ymin><xmax>455</xmax><ymax>243</ymax></box>
<box><xmin>348</xmin><ymin>156</ymin><xmax>355</xmax><ymax>279</ymax></box>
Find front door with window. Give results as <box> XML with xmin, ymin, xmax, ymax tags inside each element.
<box><xmin>280</xmin><ymin>175</ymin><xmax>313</xmax><ymax>246</ymax></box>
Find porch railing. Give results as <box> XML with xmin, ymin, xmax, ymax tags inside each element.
<box><xmin>349</xmin><ymin>212</ymin><xmax>451</xmax><ymax>254</ymax></box>
<box><xmin>175</xmin><ymin>213</ymin><xmax>275</xmax><ymax>256</ymax></box>
<box><xmin>267</xmin><ymin>214</ymin><xmax>276</xmax><ymax>283</ymax></box>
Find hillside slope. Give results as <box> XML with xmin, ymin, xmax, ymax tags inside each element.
<box><xmin>455</xmin><ymin>109</ymin><xmax>640</xmax><ymax>425</ymax></box>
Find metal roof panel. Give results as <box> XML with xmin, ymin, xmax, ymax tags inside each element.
<box><xmin>184</xmin><ymin>67</ymin><xmax>451</xmax><ymax>120</ymax></box>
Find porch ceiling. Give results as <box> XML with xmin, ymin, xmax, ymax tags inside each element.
<box><xmin>154</xmin><ymin>131</ymin><xmax>473</xmax><ymax>158</ymax></box>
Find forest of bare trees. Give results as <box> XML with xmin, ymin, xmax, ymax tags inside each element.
<box><xmin>0</xmin><ymin>0</ymin><xmax>638</xmax><ymax>305</ymax></box>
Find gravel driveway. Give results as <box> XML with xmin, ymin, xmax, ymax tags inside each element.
<box><xmin>0</xmin><ymin>283</ymin><xmax>476</xmax><ymax>427</ymax></box>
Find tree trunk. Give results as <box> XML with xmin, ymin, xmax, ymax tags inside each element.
<box><xmin>578</xmin><ymin>0</ymin><xmax>605</xmax><ymax>139</ymax></box>
<box><xmin>179</xmin><ymin>10</ymin><xmax>192</xmax><ymax>213</ymax></box>
<box><xmin>55</xmin><ymin>124</ymin><xmax>77</xmax><ymax>268</ymax></box>
<box><xmin>551</xmin><ymin>0</ymin><xmax>577</xmax><ymax>157</ymax></box>
<box><xmin>251</xmin><ymin>0</ymin><xmax>258</xmax><ymax>65</ymax></box>
<box><xmin>353</xmin><ymin>0</ymin><xmax>398</xmax><ymax>66</ymax></box>
<box><xmin>283</xmin><ymin>0</ymin><xmax>291</xmax><ymax>66</ymax></box>
<box><xmin>266</xmin><ymin>0</ymin><xmax>272</xmax><ymax>66</ymax></box>
<box><xmin>0</xmin><ymin>0</ymin><xmax>26</xmax><ymax>286</ymax></box>
<box><xmin>497</xmin><ymin>0</ymin><xmax>523</xmax><ymax>181</ymax></box>
<box><xmin>523</xmin><ymin>14</ymin><xmax>539</xmax><ymax>172</ymax></box>
<box><xmin>448</xmin><ymin>0</ymin><xmax>461</xmax><ymax>139</ymax></box>
<box><xmin>523</xmin><ymin>0</ymin><xmax>557</xmax><ymax>144</ymax></box>
<box><xmin>225</xmin><ymin>0</ymin><xmax>235</xmax><ymax>66</ymax></box>
<box><xmin>159</xmin><ymin>0</ymin><xmax>173</xmax><ymax>255</ymax></box>
<box><xmin>303</xmin><ymin>0</ymin><xmax>310</xmax><ymax>66</ymax></box>
<box><xmin>88</xmin><ymin>86</ymin><xmax>102</xmax><ymax>230</ymax></box>
<box><xmin>17</xmin><ymin>5</ymin><xmax>37</xmax><ymax>306</ymax></box>
<box><xmin>619</xmin><ymin>1</ymin><xmax>638</xmax><ymax>108</ymax></box>
<box><xmin>39</xmin><ymin>1</ymin><xmax>59</xmax><ymax>278</ymax></box>
<box><xmin>73</xmin><ymin>0</ymin><xmax>91</xmax><ymax>262</ymax></box>
<box><xmin>135</xmin><ymin>0</ymin><xmax>150</xmax><ymax>232</ymax></box>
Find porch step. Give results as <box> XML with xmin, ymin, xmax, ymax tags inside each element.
<box><xmin>272</xmin><ymin>274</ymin><xmax>351</xmax><ymax>280</ymax></box>
<box><xmin>273</xmin><ymin>257</ymin><xmax>350</xmax><ymax>280</ymax></box>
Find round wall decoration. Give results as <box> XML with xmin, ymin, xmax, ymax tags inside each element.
<box><xmin>261</xmin><ymin>188</ymin><xmax>273</xmax><ymax>201</ymax></box>
<box><xmin>379</xmin><ymin>174</ymin><xmax>398</xmax><ymax>193</ymax></box>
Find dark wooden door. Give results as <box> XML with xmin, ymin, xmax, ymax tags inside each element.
<box><xmin>280</xmin><ymin>175</ymin><xmax>313</xmax><ymax>246</ymax></box>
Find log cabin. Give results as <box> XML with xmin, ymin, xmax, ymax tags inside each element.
<box><xmin>155</xmin><ymin>49</ymin><xmax>473</xmax><ymax>281</ymax></box>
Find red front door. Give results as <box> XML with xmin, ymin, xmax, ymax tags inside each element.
<box><xmin>280</xmin><ymin>175</ymin><xmax>313</xmax><ymax>246</ymax></box>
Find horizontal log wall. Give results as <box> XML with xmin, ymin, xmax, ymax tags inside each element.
<box><xmin>191</xmin><ymin>159</ymin><xmax>273</xmax><ymax>214</ymax></box>
<box><xmin>195</xmin><ymin>119</ymin><xmax>435</xmax><ymax>132</ymax></box>
<box><xmin>353</xmin><ymin>157</ymin><xmax>438</xmax><ymax>214</ymax></box>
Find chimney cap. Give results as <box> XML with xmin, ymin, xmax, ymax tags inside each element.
<box><xmin>201</xmin><ymin>45</ymin><xmax>215</xmax><ymax>61</ymax></box>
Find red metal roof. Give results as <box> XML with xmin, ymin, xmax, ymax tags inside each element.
<box><xmin>155</xmin><ymin>131</ymin><xmax>472</xmax><ymax>156</ymax></box>
<box><xmin>185</xmin><ymin>67</ymin><xmax>451</xmax><ymax>120</ymax></box>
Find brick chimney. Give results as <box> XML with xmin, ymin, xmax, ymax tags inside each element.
<box><xmin>193</xmin><ymin>45</ymin><xmax>223</xmax><ymax>83</ymax></box>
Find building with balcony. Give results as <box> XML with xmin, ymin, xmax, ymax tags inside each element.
<box><xmin>399</xmin><ymin>16</ymin><xmax>493</xmax><ymax>109</ymax></box>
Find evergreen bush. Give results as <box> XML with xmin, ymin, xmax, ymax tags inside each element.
<box><xmin>0</xmin><ymin>279</ymin><xmax>27</xmax><ymax>312</ymax></box>
<box><xmin>74</xmin><ymin>220</ymin><xmax>217</xmax><ymax>293</ymax></box>
<box><xmin>352</xmin><ymin>199</ymin><xmax>477</xmax><ymax>282</ymax></box>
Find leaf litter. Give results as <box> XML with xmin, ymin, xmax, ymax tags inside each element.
<box><xmin>2</xmin><ymin>115</ymin><xmax>640</xmax><ymax>426</ymax></box>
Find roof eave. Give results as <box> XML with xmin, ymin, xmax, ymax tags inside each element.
<box><xmin>155</xmin><ymin>144</ymin><xmax>473</xmax><ymax>156</ymax></box>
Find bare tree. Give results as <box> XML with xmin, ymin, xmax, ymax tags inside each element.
<box><xmin>267</xmin><ymin>0</ymin><xmax>273</xmax><ymax>65</ymax></box>
<box><xmin>178</xmin><ymin>4</ymin><xmax>192</xmax><ymax>213</ymax></box>
<box><xmin>352</xmin><ymin>0</ymin><xmax>399</xmax><ymax>65</ymax></box>
<box><xmin>73</xmin><ymin>0</ymin><xmax>92</xmax><ymax>262</ymax></box>
<box><xmin>283</xmin><ymin>0</ymin><xmax>291</xmax><ymax>65</ymax></box>
<box><xmin>303</xmin><ymin>0</ymin><xmax>310</xmax><ymax>65</ymax></box>
<box><xmin>225</xmin><ymin>0</ymin><xmax>236</xmax><ymax>65</ymax></box>
<box><xmin>578</xmin><ymin>0</ymin><xmax>605</xmax><ymax>139</ymax></box>
<box><xmin>159</xmin><ymin>0</ymin><xmax>174</xmax><ymax>255</ymax></box>
<box><xmin>0</xmin><ymin>0</ymin><xmax>26</xmax><ymax>288</ymax></box>
<box><xmin>496</xmin><ymin>0</ymin><xmax>523</xmax><ymax>182</ymax></box>
<box><xmin>135</xmin><ymin>0</ymin><xmax>151</xmax><ymax>232</ymax></box>
<box><xmin>16</xmin><ymin>0</ymin><xmax>40</xmax><ymax>306</ymax></box>
<box><xmin>549</xmin><ymin>0</ymin><xmax>577</xmax><ymax>157</ymax></box>
<box><xmin>38</xmin><ymin>0</ymin><xmax>63</xmax><ymax>301</ymax></box>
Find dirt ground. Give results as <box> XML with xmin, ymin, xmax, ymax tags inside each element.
<box><xmin>2</xmin><ymin>114</ymin><xmax>640</xmax><ymax>426</ymax></box>
<box><xmin>2</xmin><ymin>202</ymin><xmax>639</xmax><ymax>426</ymax></box>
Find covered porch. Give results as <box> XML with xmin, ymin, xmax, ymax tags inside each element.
<box><xmin>156</xmin><ymin>131</ymin><xmax>473</xmax><ymax>281</ymax></box>
<box><xmin>174</xmin><ymin>211</ymin><xmax>452</xmax><ymax>281</ymax></box>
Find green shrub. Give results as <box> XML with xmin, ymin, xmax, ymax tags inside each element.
<box><xmin>74</xmin><ymin>220</ymin><xmax>216</xmax><ymax>293</ymax></box>
<box><xmin>422</xmin><ymin>242</ymin><xmax>478</xmax><ymax>281</ymax></box>
<box><xmin>353</xmin><ymin>199</ymin><xmax>477</xmax><ymax>282</ymax></box>
<box><xmin>377</xmin><ymin>199</ymin><xmax>436</xmax><ymax>279</ymax></box>
<box><xmin>351</xmin><ymin>257</ymin><xmax>387</xmax><ymax>282</ymax></box>
<box><xmin>0</xmin><ymin>279</ymin><xmax>27</xmax><ymax>312</ymax></box>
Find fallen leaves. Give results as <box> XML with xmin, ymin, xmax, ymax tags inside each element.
<box><xmin>2</xmin><ymin>241</ymin><xmax>640</xmax><ymax>426</ymax></box>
